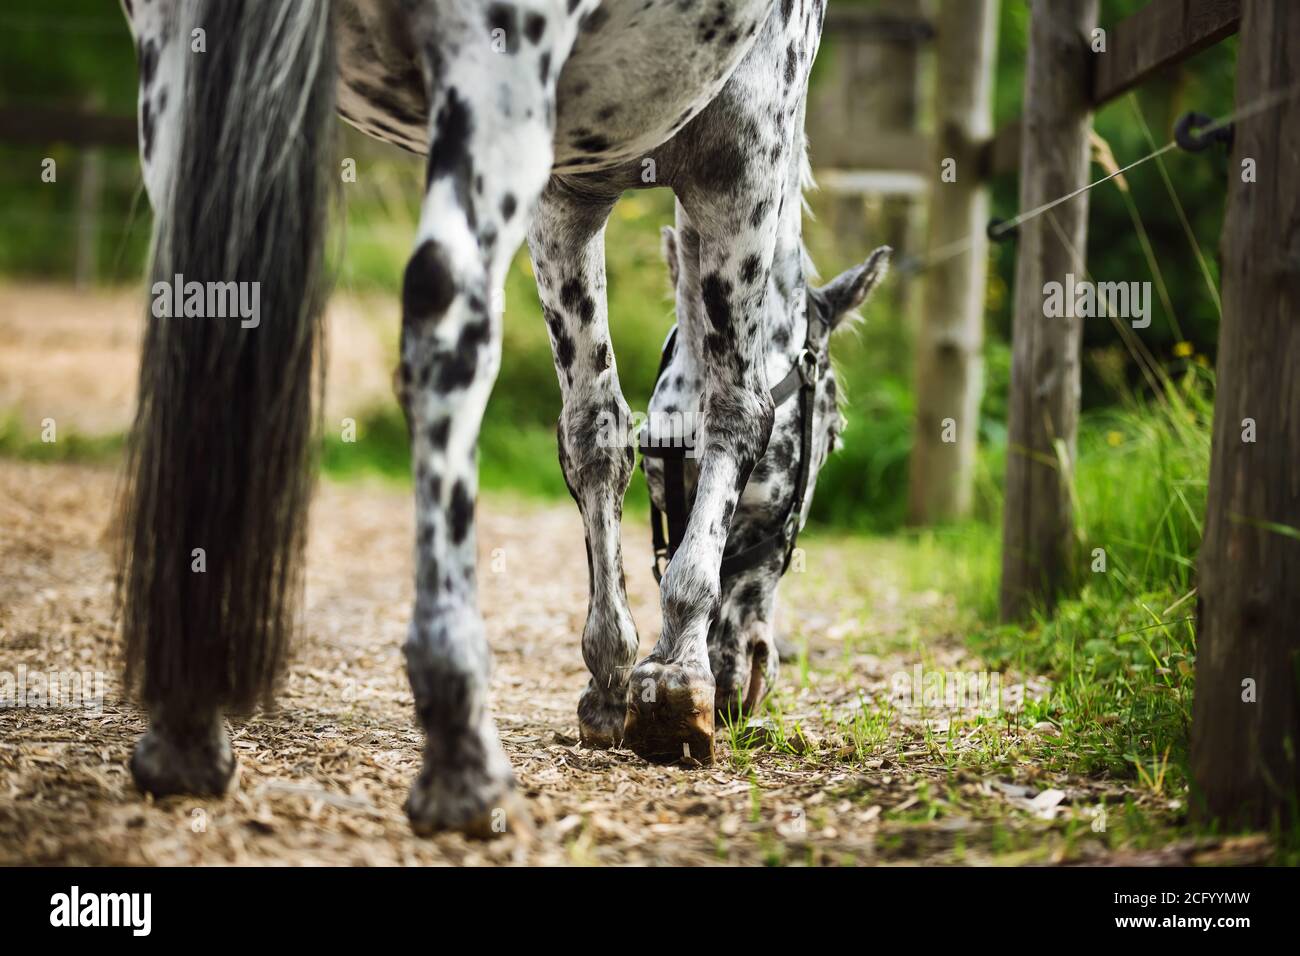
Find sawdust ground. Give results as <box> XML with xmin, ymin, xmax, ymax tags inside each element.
<box><xmin>2</xmin><ymin>459</ymin><xmax>1269</xmax><ymax>866</ymax></box>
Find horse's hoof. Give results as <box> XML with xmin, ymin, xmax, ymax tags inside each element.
<box><xmin>578</xmin><ymin>681</ymin><xmax>627</xmax><ymax>749</ymax></box>
<box><xmin>623</xmin><ymin>659</ymin><xmax>715</xmax><ymax>765</ymax></box>
<box><xmin>407</xmin><ymin>783</ymin><xmax>531</xmax><ymax>840</ymax></box>
<box><xmin>130</xmin><ymin>712</ymin><xmax>235</xmax><ymax>798</ymax></box>
<box><xmin>405</xmin><ymin>742</ymin><xmax>520</xmax><ymax>839</ymax></box>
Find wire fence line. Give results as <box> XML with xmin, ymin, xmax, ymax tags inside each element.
<box><xmin>898</xmin><ymin>81</ymin><xmax>1300</xmax><ymax>278</ymax></box>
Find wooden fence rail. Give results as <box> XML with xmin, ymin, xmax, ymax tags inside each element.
<box><xmin>0</xmin><ymin>106</ymin><xmax>136</xmax><ymax>150</ymax></box>
<box><xmin>984</xmin><ymin>0</ymin><xmax>1242</xmax><ymax>176</ymax></box>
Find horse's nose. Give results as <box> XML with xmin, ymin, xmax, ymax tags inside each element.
<box><xmin>741</xmin><ymin>638</ymin><xmax>771</xmax><ymax>715</ymax></box>
<box><xmin>713</xmin><ymin>634</ymin><xmax>772</xmax><ymax>721</ymax></box>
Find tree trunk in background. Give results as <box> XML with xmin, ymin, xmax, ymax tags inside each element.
<box><xmin>1191</xmin><ymin>0</ymin><xmax>1300</xmax><ymax>828</ymax></box>
<box><xmin>998</xmin><ymin>0</ymin><xmax>1096</xmax><ymax>622</ymax></box>
<box><xmin>907</xmin><ymin>0</ymin><xmax>999</xmax><ymax>525</ymax></box>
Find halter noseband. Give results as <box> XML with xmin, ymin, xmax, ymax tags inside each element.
<box><xmin>638</xmin><ymin>325</ymin><xmax>820</xmax><ymax>585</ymax></box>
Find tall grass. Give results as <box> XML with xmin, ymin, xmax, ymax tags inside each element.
<box><xmin>964</xmin><ymin>359</ymin><xmax>1213</xmax><ymax>791</ymax></box>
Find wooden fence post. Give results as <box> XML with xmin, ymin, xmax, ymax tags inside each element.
<box><xmin>907</xmin><ymin>0</ymin><xmax>999</xmax><ymax>524</ymax></box>
<box><xmin>1190</xmin><ymin>0</ymin><xmax>1300</xmax><ymax>827</ymax></box>
<box><xmin>998</xmin><ymin>0</ymin><xmax>1097</xmax><ymax>621</ymax></box>
<box><xmin>75</xmin><ymin>148</ymin><xmax>103</xmax><ymax>288</ymax></box>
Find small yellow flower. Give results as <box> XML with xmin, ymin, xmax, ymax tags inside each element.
<box><xmin>1173</xmin><ymin>341</ymin><xmax>1194</xmax><ymax>358</ymax></box>
<box><xmin>1106</xmin><ymin>430</ymin><xmax>1123</xmax><ymax>447</ymax></box>
<box><xmin>1195</xmin><ymin>354</ymin><xmax>1210</xmax><ymax>368</ymax></box>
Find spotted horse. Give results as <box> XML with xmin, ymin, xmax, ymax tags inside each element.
<box><xmin>117</xmin><ymin>0</ymin><xmax>889</xmax><ymax>836</ymax></box>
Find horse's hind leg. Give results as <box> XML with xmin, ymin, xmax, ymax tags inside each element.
<box><xmin>398</xmin><ymin>5</ymin><xmax>588</xmax><ymax>836</ymax></box>
<box><xmin>528</xmin><ymin>182</ymin><xmax>639</xmax><ymax>748</ymax></box>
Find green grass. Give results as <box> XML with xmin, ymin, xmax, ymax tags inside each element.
<box><xmin>904</xmin><ymin>363</ymin><xmax>1210</xmax><ymax>782</ymax></box>
<box><xmin>0</xmin><ymin>415</ymin><xmax>125</xmax><ymax>463</ymax></box>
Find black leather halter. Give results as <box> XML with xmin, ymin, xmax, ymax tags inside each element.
<box><xmin>638</xmin><ymin>326</ymin><xmax>820</xmax><ymax>584</ymax></box>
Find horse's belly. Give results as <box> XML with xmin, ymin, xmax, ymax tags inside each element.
<box><xmin>553</xmin><ymin>0</ymin><xmax>771</xmax><ymax>173</ymax></box>
<box><xmin>335</xmin><ymin>0</ymin><xmax>428</xmax><ymax>153</ymax></box>
<box><xmin>334</xmin><ymin>0</ymin><xmax>772</xmax><ymax>167</ymax></box>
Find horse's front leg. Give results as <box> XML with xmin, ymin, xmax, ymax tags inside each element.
<box><xmin>624</xmin><ymin>188</ymin><xmax>784</xmax><ymax>765</ymax></box>
<box><xmin>397</xmin><ymin>180</ymin><xmax>513</xmax><ymax>838</ymax></box>
<box><xmin>398</xmin><ymin>4</ymin><xmax>584</xmax><ymax>837</ymax></box>
<box><xmin>528</xmin><ymin>182</ymin><xmax>640</xmax><ymax>748</ymax></box>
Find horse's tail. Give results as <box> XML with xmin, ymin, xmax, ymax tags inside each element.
<box><xmin>118</xmin><ymin>0</ymin><xmax>336</xmax><ymax>713</ymax></box>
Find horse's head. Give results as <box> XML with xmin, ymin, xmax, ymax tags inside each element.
<box><xmin>651</xmin><ymin>229</ymin><xmax>890</xmax><ymax>718</ymax></box>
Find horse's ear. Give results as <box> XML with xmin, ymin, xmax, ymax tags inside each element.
<box><xmin>813</xmin><ymin>245</ymin><xmax>891</xmax><ymax>329</ymax></box>
<box><xmin>661</xmin><ymin>226</ymin><xmax>679</xmax><ymax>289</ymax></box>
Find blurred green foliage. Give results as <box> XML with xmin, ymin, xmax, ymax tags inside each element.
<box><xmin>0</xmin><ymin>0</ymin><xmax>149</xmax><ymax>278</ymax></box>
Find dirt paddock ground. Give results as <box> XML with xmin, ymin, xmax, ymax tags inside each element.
<box><xmin>1</xmin><ymin>457</ymin><xmax>1271</xmax><ymax>866</ymax></box>
<box><xmin>0</xmin><ymin>457</ymin><xmax>937</xmax><ymax>865</ymax></box>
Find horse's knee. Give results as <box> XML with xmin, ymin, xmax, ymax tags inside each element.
<box><xmin>558</xmin><ymin>396</ymin><xmax>636</xmax><ymax>497</ymax></box>
<box><xmin>397</xmin><ymin>239</ymin><xmax>497</xmax><ymax>421</ymax></box>
<box><xmin>705</xmin><ymin>383</ymin><xmax>776</xmax><ymax>482</ymax></box>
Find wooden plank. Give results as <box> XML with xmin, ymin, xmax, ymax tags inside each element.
<box><xmin>999</xmin><ymin>0</ymin><xmax>1098</xmax><ymax>621</ymax></box>
<box><xmin>0</xmin><ymin>106</ymin><xmax>137</xmax><ymax>149</ymax></box>
<box><xmin>908</xmin><ymin>0</ymin><xmax>1000</xmax><ymax>524</ymax></box>
<box><xmin>1190</xmin><ymin>0</ymin><xmax>1300</xmax><ymax>828</ymax></box>
<box><xmin>807</xmin><ymin>129</ymin><xmax>932</xmax><ymax>175</ymax></box>
<box><xmin>1092</xmin><ymin>0</ymin><xmax>1241</xmax><ymax>105</ymax></box>
<box><xmin>815</xmin><ymin>168</ymin><xmax>928</xmax><ymax>197</ymax></box>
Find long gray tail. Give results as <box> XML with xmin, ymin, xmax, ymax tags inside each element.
<box><xmin>118</xmin><ymin>0</ymin><xmax>336</xmax><ymax>712</ymax></box>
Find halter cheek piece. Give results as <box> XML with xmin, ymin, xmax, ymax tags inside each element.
<box><xmin>638</xmin><ymin>325</ymin><xmax>820</xmax><ymax>585</ymax></box>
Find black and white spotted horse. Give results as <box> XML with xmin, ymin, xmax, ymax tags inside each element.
<box><xmin>117</xmin><ymin>0</ymin><xmax>888</xmax><ymax>836</ymax></box>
